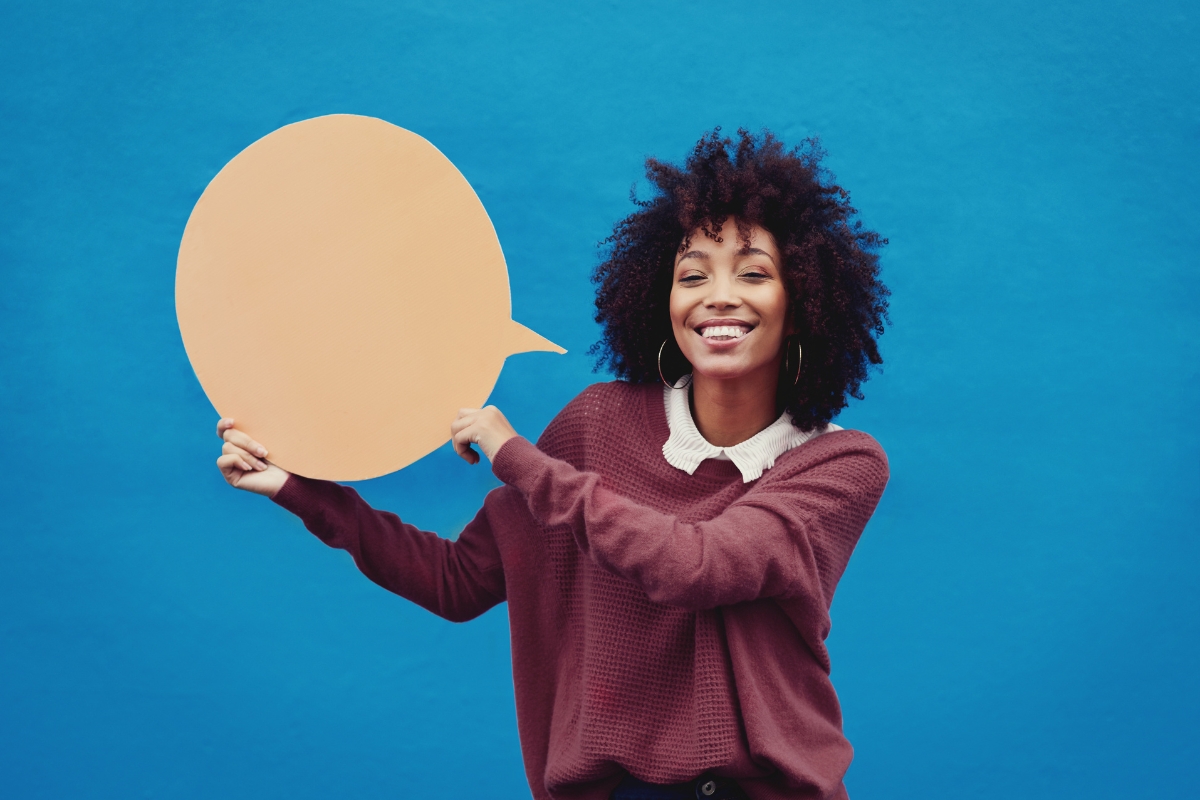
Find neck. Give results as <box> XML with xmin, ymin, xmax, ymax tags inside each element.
<box><xmin>690</xmin><ymin>364</ymin><xmax>781</xmax><ymax>447</ymax></box>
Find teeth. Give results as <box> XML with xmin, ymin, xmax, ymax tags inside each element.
<box><xmin>701</xmin><ymin>325</ymin><xmax>749</xmax><ymax>339</ymax></box>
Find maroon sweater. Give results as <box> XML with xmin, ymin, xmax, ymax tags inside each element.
<box><xmin>272</xmin><ymin>382</ymin><xmax>889</xmax><ymax>800</ymax></box>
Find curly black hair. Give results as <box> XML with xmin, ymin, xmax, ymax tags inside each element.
<box><xmin>590</xmin><ymin>128</ymin><xmax>890</xmax><ymax>432</ymax></box>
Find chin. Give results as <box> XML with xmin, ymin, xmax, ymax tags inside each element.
<box><xmin>690</xmin><ymin>361</ymin><xmax>758</xmax><ymax>382</ymax></box>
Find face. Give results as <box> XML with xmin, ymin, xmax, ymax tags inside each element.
<box><xmin>669</xmin><ymin>219</ymin><xmax>791</xmax><ymax>385</ymax></box>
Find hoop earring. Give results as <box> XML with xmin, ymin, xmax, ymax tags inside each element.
<box><xmin>658</xmin><ymin>338</ymin><xmax>693</xmax><ymax>389</ymax></box>
<box><xmin>782</xmin><ymin>335</ymin><xmax>802</xmax><ymax>386</ymax></box>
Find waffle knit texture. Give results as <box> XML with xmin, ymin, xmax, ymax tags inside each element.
<box><xmin>271</xmin><ymin>382</ymin><xmax>889</xmax><ymax>800</ymax></box>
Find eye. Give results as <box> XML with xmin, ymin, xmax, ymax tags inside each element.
<box><xmin>741</xmin><ymin>269</ymin><xmax>770</xmax><ymax>280</ymax></box>
<box><xmin>678</xmin><ymin>273</ymin><xmax>705</xmax><ymax>284</ymax></box>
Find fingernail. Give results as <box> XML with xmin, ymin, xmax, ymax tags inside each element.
<box><xmin>258</xmin><ymin>447</ymin><xmax>268</xmax><ymax>457</ymax></box>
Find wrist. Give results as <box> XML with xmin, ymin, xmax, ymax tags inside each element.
<box><xmin>261</xmin><ymin>466</ymin><xmax>290</xmax><ymax>498</ymax></box>
<box><xmin>486</xmin><ymin>432</ymin><xmax>517</xmax><ymax>462</ymax></box>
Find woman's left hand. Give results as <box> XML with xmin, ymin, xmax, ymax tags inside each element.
<box><xmin>451</xmin><ymin>406</ymin><xmax>518</xmax><ymax>465</ymax></box>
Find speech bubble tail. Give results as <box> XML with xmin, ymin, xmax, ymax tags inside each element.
<box><xmin>505</xmin><ymin>319</ymin><xmax>566</xmax><ymax>355</ymax></box>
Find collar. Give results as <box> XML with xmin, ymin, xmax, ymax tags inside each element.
<box><xmin>661</xmin><ymin>381</ymin><xmax>840</xmax><ymax>483</ymax></box>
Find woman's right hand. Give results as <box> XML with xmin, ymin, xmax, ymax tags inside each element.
<box><xmin>216</xmin><ymin>418</ymin><xmax>291</xmax><ymax>497</ymax></box>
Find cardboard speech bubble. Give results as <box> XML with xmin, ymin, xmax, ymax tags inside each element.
<box><xmin>176</xmin><ymin>114</ymin><xmax>564</xmax><ymax>481</ymax></box>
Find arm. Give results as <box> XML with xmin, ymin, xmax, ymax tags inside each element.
<box><xmin>216</xmin><ymin>417</ymin><xmax>504</xmax><ymax>622</ymax></box>
<box><xmin>271</xmin><ymin>475</ymin><xmax>506</xmax><ymax>622</ymax></box>
<box><xmin>491</xmin><ymin>434</ymin><xmax>887</xmax><ymax>612</ymax></box>
<box><xmin>216</xmin><ymin>419</ymin><xmax>505</xmax><ymax>623</ymax></box>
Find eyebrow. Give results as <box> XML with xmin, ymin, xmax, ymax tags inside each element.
<box><xmin>678</xmin><ymin>247</ymin><xmax>776</xmax><ymax>264</ymax></box>
<box><xmin>736</xmin><ymin>246</ymin><xmax>776</xmax><ymax>263</ymax></box>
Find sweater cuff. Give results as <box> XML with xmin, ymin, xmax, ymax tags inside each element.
<box><xmin>491</xmin><ymin>436</ymin><xmax>553</xmax><ymax>494</ymax></box>
<box><xmin>270</xmin><ymin>473</ymin><xmax>327</xmax><ymax>521</ymax></box>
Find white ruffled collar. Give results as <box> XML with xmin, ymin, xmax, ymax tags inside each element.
<box><xmin>661</xmin><ymin>381</ymin><xmax>840</xmax><ymax>483</ymax></box>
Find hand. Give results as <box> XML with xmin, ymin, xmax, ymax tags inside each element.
<box><xmin>215</xmin><ymin>418</ymin><xmax>291</xmax><ymax>497</ymax></box>
<box><xmin>450</xmin><ymin>406</ymin><xmax>518</xmax><ymax>465</ymax></box>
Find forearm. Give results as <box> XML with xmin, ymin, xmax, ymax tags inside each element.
<box><xmin>272</xmin><ymin>475</ymin><xmax>505</xmax><ymax>622</ymax></box>
<box><xmin>491</xmin><ymin>438</ymin><xmax>820</xmax><ymax>609</ymax></box>
<box><xmin>572</xmin><ymin>486</ymin><xmax>812</xmax><ymax>608</ymax></box>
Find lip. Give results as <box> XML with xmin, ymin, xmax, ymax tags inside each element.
<box><xmin>693</xmin><ymin>318</ymin><xmax>755</xmax><ymax>349</ymax></box>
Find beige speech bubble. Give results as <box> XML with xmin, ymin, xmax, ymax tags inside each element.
<box><xmin>176</xmin><ymin>114</ymin><xmax>564</xmax><ymax>481</ymax></box>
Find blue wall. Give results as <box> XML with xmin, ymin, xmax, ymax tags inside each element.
<box><xmin>2</xmin><ymin>1</ymin><xmax>1196</xmax><ymax>797</ymax></box>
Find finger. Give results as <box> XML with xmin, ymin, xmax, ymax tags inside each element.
<box><xmin>451</xmin><ymin>429</ymin><xmax>480</xmax><ymax>465</ymax></box>
<box><xmin>220</xmin><ymin>445</ymin><xmax>262</xmax><ymax>472</ymax></box>
<box><xmin>450</xmin><ymin>415</ymin><xmax>477</xmax><ymax>436</ymax></box>
<box><xmin>223</xmin><ymin>441</ymin><xmax>268</xmax><ymax>470</ymax></box>
<box><xmin>451</xmin><ymin>408</ymin><xmax>483</xmax><ymax>431</ymax></box>
<box><xmin>216</xmin><ymin>453</ymin><xmax>255</xmax><ymax>475</ymax></box>
<box><xmin>216</xmin><ymin>418</ymin><xmax>235</xmax><ymax>439</ymax></box>
<box><xmin>222</xmin><ymin>428</ymin><xmax>269</xmax><ymax>458</ymax></box>
<box><xmin>453</xmin><ymin>441</ymin><xmax>479</xmax><ymax>464</ymax></box>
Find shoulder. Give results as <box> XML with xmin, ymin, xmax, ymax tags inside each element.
<box><xmin>534</xmin><ymin>380</ymin><xmax>659</xmax><ymax>464</ymax></box>
<box><xmin>539</xmin><ymin>380</ymin><xmax>655</xmax><ymax>434</ymax></box>
<box><xmin>761</xmin><ymin>428</ymin><xmax>889</xmax><ymax>496</ymax></box>
<box><xmin>814</xmin><ymin>428</ymin><xmax>888</xmax><ymax>467</ymax></box>
<box><xmin>565</xmin><ymin>380</ymin><xmax>654</xmax><ymax>412</ymax></box>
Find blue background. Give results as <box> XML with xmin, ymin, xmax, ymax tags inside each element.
<box><xmin>2</xmin><ymin>1</ymin><xmax>1197</xmax><ymax>797</ymax></box>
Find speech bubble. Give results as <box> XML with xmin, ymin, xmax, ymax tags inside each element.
<box><xmin>176</xmin><ymin>114</ymin><xmax>564</xmax><ymax>481</ymax></box>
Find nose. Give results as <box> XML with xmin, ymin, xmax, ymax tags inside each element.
<box><xmin>704</xmin><ymin>272</ymin><xmax>741</xmax><ymax>309</ymax></box>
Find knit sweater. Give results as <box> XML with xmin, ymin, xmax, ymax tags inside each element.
<box><xmin>271</xmin><ymin>381</ymin><xmax>889</xmax><ymax>800</ymax></box>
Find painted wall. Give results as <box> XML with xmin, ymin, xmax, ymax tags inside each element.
<box><xmin>1</xmin><ymin>1</ymin><xmax>1196</xmax><ymax>797</ymax></box>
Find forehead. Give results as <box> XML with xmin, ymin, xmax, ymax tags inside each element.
<box><xmin>676</xmin><ymin>220</ymin><xmax>780</xmax><ymax>261</ymax></box>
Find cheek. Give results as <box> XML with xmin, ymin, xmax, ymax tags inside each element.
<box><xmin>668</xmin><ymin>288</ymin><xmax>689</xmax><ymax>332</ymax></box>
<box><xmin>755</xmin><ymin>289</ymin><xmax>791</xmax><ymax>353</ymax></box>
<box><xmin>757</xmin><ymin>286</ymin><xmax>790</xmax><ymax>329</ymax></box>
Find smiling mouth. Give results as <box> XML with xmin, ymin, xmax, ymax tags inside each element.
<box><xmin>696</xmin><ymin>322</ymin><xmax>754</xmax><ymax>341</ymax></box>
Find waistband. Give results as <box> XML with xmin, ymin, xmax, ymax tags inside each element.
<box><xmin>610</xmin><ymin>773</ymin><xmax>748</xmax><ymax>800</ymax></box>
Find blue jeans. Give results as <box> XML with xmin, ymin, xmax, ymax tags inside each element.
<box><xmin>609</xmin><ymin>774</ymin><xmax>748</xmax><ymax>800</ymax></box>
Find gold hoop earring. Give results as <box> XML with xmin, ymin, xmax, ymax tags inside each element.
<box><xmin>658</xmin><ymin>338</ymin><xmax>692</xmax><ymax>389</ymax></box>
<box><xmin>783</xmin><ymin>336</ymin><xmax>802</xmax><ymax>386</ymax></box>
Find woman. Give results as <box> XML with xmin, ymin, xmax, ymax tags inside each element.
<box><xmin>217</xmin><ymin>129</ymin><xmax>890</xmax><ymax>800</ymax></box>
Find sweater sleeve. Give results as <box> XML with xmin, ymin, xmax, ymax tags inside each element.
<box><xmin>271</xmin><ymin>474</ymin><xmax>506</xmax><ymax>622</ymax></box>
<box><xmin>490</xmin><ymin>434</ymin><xmax>887</xmax><ymax>613</ymax></box>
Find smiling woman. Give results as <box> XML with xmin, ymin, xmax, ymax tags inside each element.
<box><xmin>216</xmin><ymin>128</ymin><xmax>891</xmax><ymax>800</ymax></box>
